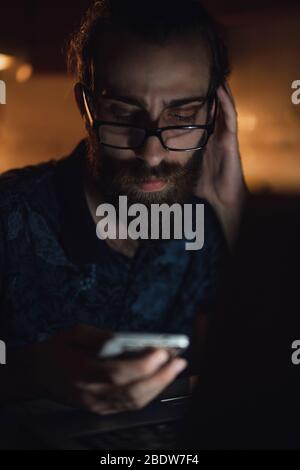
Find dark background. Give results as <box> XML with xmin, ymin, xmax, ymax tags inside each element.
<box><xmin>0</xmin><ymin>0</ymin><xmax>300</xmax><ymax>190</ymax></box>
<box><xmin>1</xmin><ymin>0</ymin><xmax>299</xmax><ymax>72</ymax></box>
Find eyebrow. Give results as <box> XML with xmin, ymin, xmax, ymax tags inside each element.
<box><xmin>101</xmin><ymin>92</ymin><xmax>206</xmax><ymax>109</ymax></box>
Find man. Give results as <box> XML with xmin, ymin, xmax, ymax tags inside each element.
<box><xmin>0</xmin><ymin>0</ymin><xmax>246</xmax><ymax>414</ymax></box>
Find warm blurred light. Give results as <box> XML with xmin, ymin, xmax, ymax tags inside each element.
<box><xmin>0</xmin><ymin>53</ymin><xmax>15</xmax><ymax>71</ymax></box>
<box><xmin>239</xmin><ymin>114</ymin><xmax>258</xmax><ymax>132</ymax></box>
<box><xmin>16</xmin><ymin>64</ymin><xmax>33</xmax><ymax>83</ymax></box>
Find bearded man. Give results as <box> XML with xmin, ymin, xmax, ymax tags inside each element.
<box><xmin>0</xmin><ymin>0</ymin><xmax>247</xmax><ymax>414</ymax></box>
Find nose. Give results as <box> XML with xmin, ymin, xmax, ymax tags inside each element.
<box><xmin>137</xmin><ymin>135</ymin><xmax>168</xmax><ymax>167</ymax></box>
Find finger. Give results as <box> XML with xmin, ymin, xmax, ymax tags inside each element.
<box><xmin>123</xmin><ymin>357</ymin><xmax>188</xmax><ymax>409</ymax></box>
<box><xmin>96</xmin><ymin>348</ymin><xmax>171</xmax><ymax>386</ymax></box>
<box><xmin>72</xmin><ymin>388</ymin><xmax>118</xmax><ymax>415</ymax></box>
<box><xmin>92</xmin><ymin>407</ymin><xmax>120</xmax><ymax>416</ymax></box>
<box><xmin>222</xmin><ymin>81</ymin><xmax>235</xmax><ymax>104</ymax></box>
<box><xmin>216</xmin><ymin>85</ymin><xmax>237</xmax><ymax>134</ymax></box>
<box><xmin>87</xmin><ymin>397</ymin><xmax>127</xmax><ymax>416</ymax></box>
<box><xmin>74</xmin><ymin>347</ymin><xmax>170</xmax><ymax>386</ymax></box>
<box><xmin>75</xmin><ymin>381</ymin><xmax>111</xmax><ymax>394</ymax></box>
<box><xmin>77</xmin><ymin>357</ymin><xmax>187</xmax><ymax>414</ymax></box>
<box><xmin>85</xmin><ymin>358</ymin><xmax>187</xmax><ymax>413</ymax></box>
<box><xmin>74</xmin><ymin>384</ymin><xmax>137</xmax><ymax>415</ymax></box>
<box><xmin>92</xmin><ymin>394</ymin><xmax>134</xmax><ymax>414</ymax></box>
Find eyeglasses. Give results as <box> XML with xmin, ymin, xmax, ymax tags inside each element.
<box><xmin>82</xmin><ymin>86</ymin><xmax>218</xmax><ymax>152</ymax></box>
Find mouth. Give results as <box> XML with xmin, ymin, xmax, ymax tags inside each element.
<box><xmin>136</xmin><ymin>179</ymin><xmax>168</xmax><ymax>192</ymax></box>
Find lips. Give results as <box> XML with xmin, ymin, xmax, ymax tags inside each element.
<box><xmin>137</xmin><ymin>179</ymin><xmax>168</xmax><ymax>192</ymax></box>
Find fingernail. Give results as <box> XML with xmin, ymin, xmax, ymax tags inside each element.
<box><xmin>173</xmin><ymin>358</ymin><xmax>188</xmax><ymax>373</ymax></box>
<box><xmin>153</xmin><ymin>350</ymin><xmax>169</xmax><ymax>366</ymax></box>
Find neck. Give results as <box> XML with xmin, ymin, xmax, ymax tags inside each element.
<box><xmin>83</xmin><ymin>171</ymin><xmax>140</xmax><ymax>258</ymax></box>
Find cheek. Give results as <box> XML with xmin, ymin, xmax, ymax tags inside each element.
<box><xmin>103</xmin><ymin>147</ymin><xmax>137</xmax><ymax>161</ymax></box>
<box><xmin>164</xmin><ymin>152</ymin><xmax>191</xmax><ymax>167</ymax></box>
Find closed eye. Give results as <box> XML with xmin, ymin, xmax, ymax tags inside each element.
<box><xmin>166</xmin><ymin>103</ymin><xmax>206</xmax><ymax>124</ymax></box>
<box><xmin>173</xmin><ymin>113</ymin><xmax>196</xmax><ymax>122</ymax></box>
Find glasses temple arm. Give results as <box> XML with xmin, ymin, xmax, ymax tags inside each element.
<box><xmin>82</xmin><ymin>87</ymin><xmax>94</xmax><ymax>127</ymax></box>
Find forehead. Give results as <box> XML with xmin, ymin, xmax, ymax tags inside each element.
<box><xmin>94</xmin><ymin>25</ymin><xmax>211</xmax><ymax>99</ymax></box>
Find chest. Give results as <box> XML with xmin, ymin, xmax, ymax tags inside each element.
<box><xmin>3</xmin><ymin>236</ymin><xmax>208</xmax><ymax>348</ymax></box>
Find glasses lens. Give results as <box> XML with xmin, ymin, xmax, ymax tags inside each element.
<box><xmin>99</xmin><ymin>125</ymin><xmax>145</xmax><ymax>149</ymax></box>
<box><xmin>161</xmin><ymin>127</ymin><xmax>208</xmax><ymax>151</ymax></box>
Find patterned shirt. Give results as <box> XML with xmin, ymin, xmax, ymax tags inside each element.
<box><xmin>0</xmin><ymin>140</ymin><xmax>226</xmax><ymax>352</ymax></box>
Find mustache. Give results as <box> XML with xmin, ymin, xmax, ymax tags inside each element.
<box><xmin>101</xmin><ymin>155</ymin><xmax>191</xmax><ymax>185</ymax></box>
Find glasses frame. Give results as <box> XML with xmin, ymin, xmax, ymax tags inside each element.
<box><xmin>82</xmin><ymin>85</ymin><xmax>218</xmax><ymax>152</ymax></box>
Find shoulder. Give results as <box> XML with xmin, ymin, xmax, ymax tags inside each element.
<box><xmin>0</xmin><ymin>140</ymin><xmax>86</xmax><ymax>215</ymax></box>
<box><xmin>0</xmin><ymin>159</ymin><xmax>57</xmax><ymax>210</ymax></box>
<box><xmin>0</xmin><ymin>161</ymin><xmax>62</xmax><ymax>256</ymax></box>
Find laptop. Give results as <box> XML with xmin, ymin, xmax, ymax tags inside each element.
<box><xmin>180</xmin><ymin>192</ymin><xmax>300</xmax><ymax>449</ymax></box>
<box><xmin>5</xmin><ymin>375</ymin><xmax>191</xmax><ymax>450</ymax></box>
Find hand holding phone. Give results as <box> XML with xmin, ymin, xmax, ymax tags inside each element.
<box><xmin>98</xmin><ymin>333</ymin><xmax>190</xmax><ymax>359</ymax></box>
<box><xmin>27</xmin><ymin>326</ymin><xmax>188</xmax><ymax>416</ymax></box>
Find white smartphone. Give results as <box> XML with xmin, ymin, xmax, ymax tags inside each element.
<box><xmin>98</xmin><ymin>333</ymin><xmax>190</xmax><ymax>359</ymax></box>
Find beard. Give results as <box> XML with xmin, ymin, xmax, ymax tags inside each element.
<box><xmin>85</xmin><ymin>134</ymin><xmax>203</xmax><ymax>244</ymax></box>
<box><xmin>86</xmin><ymin>134</ymin><xmax>203</xmax><ymax>207</ymax></box>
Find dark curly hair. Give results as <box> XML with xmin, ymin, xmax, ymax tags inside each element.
<box><xmin>67</xmin><ymin>0</ymin><xmax>230</xmax><ymax>95</ymax></box>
